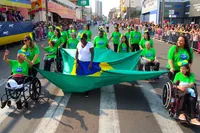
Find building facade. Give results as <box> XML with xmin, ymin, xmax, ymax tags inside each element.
<box><xmin>141</xmin><ymin>0</ymin><xmax>200</xmax><ymax>24</ymax></box>
<box><xmin>95</xmin><ymin>0</ymin><xmax>102</xmax><ymax>17</ymax></box>
<box><xmin>141</xmin><ymin>0</ymin><xmax>160</xmax><ymax>24</ymax></box>
<box><xmin>120</xmin><ymin>0</ymin><xmax>141</xmax><ymax>19</ymax></box>
<box><xmin>108</xmin><ymin>8</ymin><xmax>117</xmax><ymax>19</ymax></box>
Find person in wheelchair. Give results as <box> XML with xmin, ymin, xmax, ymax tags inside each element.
<box><xmin>3</xmin><ymin>50</ymin><xmax>33</xmax><ymax>109</ymax></box>
<box><xmin>138</xmin><ymin>41</ymin><xmax>160</xmax><ymax>71</ymax></box>
<box><xmin>173</xmin><ymin>60</ymin><xmax>200</xmax><ymax>125</ymax></box>
<box><xmin>41</xmin><ymin>41</ymin><xmax>57</xmax><ymax>71</ymax></box>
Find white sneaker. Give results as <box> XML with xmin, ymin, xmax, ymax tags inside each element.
<box><xmin>190</xmin><ymin>118</ymin><xmax>200</xmax><ymax>126</ymax></box>
<box><xmin>178</xmin><ymin>114</ymin><xmax>186</xmax><ymax>121</ymax></box>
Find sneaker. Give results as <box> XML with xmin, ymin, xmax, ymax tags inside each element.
<box><xmin>178</xmin><ymin>114</ymin><xmax>186</xmax><ymax>121</ymax></box>
<box><xmin>190</xmin><ymin>118</ymin><xmax>200</xmax><ymax>126</ymax></box>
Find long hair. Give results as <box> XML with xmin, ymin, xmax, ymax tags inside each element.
<box><xmin>24</xmin><ymin>35</ymin><xmax>34</xmax><ymax>49</ymax></box>
<box><xmin>175</xmin><ymin>36</ymin><xmax>192</xmax><ymax>64</ymax></box>
<box><xmin>182</xmin><ymin>64</ymin><xmax>191</xmax><ymax>77</ymax></box>
<box><xmin>86</xmin><ymin>24</ymin><xmax>90</xmax><ymax>30</ymax></box>
<box><xmin>120</xmin><ymin>36</ymin><xmax>129</xmax><ymax>52</ymax></box>
<box><xmin>144</xmin><ymin>32</ymin><xmax>150</xmax><ymax>40</ymax></box>
<box><xmin>55</xmin><ymin>28</ymin><xmax>61</xmax><ymax>39</ymax></box>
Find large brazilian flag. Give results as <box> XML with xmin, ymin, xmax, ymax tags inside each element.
<box><xmin>37</xmin><ymin>49</ymin><xmax>168</xmax><ymax>93</ymax></box>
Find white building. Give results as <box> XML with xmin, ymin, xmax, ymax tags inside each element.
<box><xmin>95</xmin><ymin>0</ymin><xmax>102</xmax><ymax>17</ymax></box>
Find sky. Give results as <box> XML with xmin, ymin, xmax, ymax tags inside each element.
<box><xmin>90</xmin><ymin>0</ymin><xmax>120</xmax><ymax>17</ymax></box>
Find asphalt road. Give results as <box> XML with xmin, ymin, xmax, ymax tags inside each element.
<box><xmin>0</xmin><ymin>25</ymin><xmax>200</xmax><ymax>133</ymax></box>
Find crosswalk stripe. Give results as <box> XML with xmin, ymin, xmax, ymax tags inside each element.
<box><xmin>0</xmin><ymin>78</ymin><xmax>7</xmax><ymax>87</ymax></box>
<box><xmin>137</xmin><ymin>81</ymin><xmax>184</xmax><ymax>133</ymax></box>
<box><xmin>34</xmin><ymin>90</ymin><xmax>71</xmax><ymax>133</ymax></box>
<box><xmin>99</xmin><ymin>85</ymin><xmax>120</xmax><ymax>133</ymax></box>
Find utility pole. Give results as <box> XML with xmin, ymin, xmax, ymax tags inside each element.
<box><xmin>45</xmin><ymin>0</ymin><xmax>48</xmax><ymax>24</ymax></box>
<box><xmin>128</xmin><ymin>0</ymin><xmax>131</xmax><ymax>19</ymax></box>
<box><xmin>82</xmin><ymin>6</ymin><xmax>84</xmax><ymax>20</ymax></box>
<box><xmin>161</xmin><ymin>0</ymin><xmax>165</xmax><ymax>28</ymax></box>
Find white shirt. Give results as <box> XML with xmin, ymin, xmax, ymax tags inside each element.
<box><xmin>77</xmin><ymin>42</ymin><xmax>94</xmax><ymax>61</ymax></box>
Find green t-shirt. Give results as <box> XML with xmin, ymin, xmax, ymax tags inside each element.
<box><xmin>94</xmin><ymin>36</ymin><xmax>108</xmax><ymax>49</ymax></box>
<box><xmin>44</xmin><ymin>46</ymin><xmax>57</xmax><ymax>59</ymax></box>
<box><xmin>118</xmin><ymin>43</ymin><xmax>129</xmax><ymax>53</ymax></box>
<box><xmin>174</xmin><ymin>72</ymin><xmax>195</xmax><ymax>84</ymax></box>
<box><xmin>141</xmin><ymin>48</ymin><xmax>156</xmax><ymax>60</ymax></box>
<box><xmin>9</xmin><ymin>60</ymin><xmax>29</xmax><ymax>76</ymax></box>
<box><xmin>25</xmin><ymin>44</ymin><xmax>40</xmax><ymax>64</ymax></box>
<box><xmin>167</xmin><ymin>45</ymin><xmax>194</xmax><ymax>71</ymax></box>
<box><xmin>48</xmin><ymin>32</ymin><xmax>54</xmax><ymax>40</ymax></box>
<box><xmin>83</xmin><ymin>30</ymin><xmax>92</xmax><ymax>42</ymax></box>
<box><xmin>139</xmin><ymin>38</ymin><xmax>154</xmax><ymax>49</ymax></box>
<box><xmin>130</xmin><ymin>31</ymin><xmax>142</xmax><ymax>44</ymax></box>
<box><xmin>68</xmin><ymin>29</ymin><xmax>76</xmax><ymax>38</ymax></box>
<box><xmin>103</xmin><ymin>31</ymin><xmax>107</xmax><ymax>38</ymax></box>
<box><xmin>67</xmin><ymin>38</ymin><xmax>79</xmax><ymax>49</ymax></box>
<box><xmin>111</xmin><ymin>31</ymin><xmax>121</xmax><ymax>44</ymax></box>
<box><xmin>125</xmin><ymin>32</ymin><xmax>131</xmax><ymax>40</ymax></box>
<box><xmin>61</xmin><ymin>31</ymin><xmax>68</xmax><ymax>41</ymax></box>
<box><xmin>50</xmin><ymin>36</ymin><xmax>64</xmax><ymax>48</ymax></box>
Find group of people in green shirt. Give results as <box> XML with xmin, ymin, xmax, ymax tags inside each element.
<box><xmin>43</xmin><ymin>24</ymin><xmax>93</xmax><ymax>71</ymax></box>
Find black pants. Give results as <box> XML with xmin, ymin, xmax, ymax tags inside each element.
<box><xmin>178</xmin><ymin>94</ymin><xmax>196</xmax><ymax>119</ymax></box>
<box><xmin>192</xmin><ymin>41</ymin><xmax>198</xmax><ymax>50</ymax></box>
<box><xmin>131</xmin><ymin>44</ymin><xmax>140</xmax><ymax>52</ymax></box>
<box><xmin>139</xmin><ymin>62</ymin><xmax>160</xmax><ymax>71</ymax></box>
<box><xmin>113</xmin><ymin>44</ymin><xmax>118</xmax><ymax>52</ymax></box>
<box><xmin>62</xmin><ymin>40</ymin><xmax>67</xmax><ymax>48</ymax></box>
<box><xmin>56</xmin><ymin>48</ymin><xmax>62</xmax><ymax>72</ymax></box>
<box><xmin>44</xmin><ymin>58</ymin><xmax>54</xmax><ymax>71</ymax></box>
<box><xmin>106</xmin><ymin>27</ymin><xmax>109</xmax><ymax>32</ymax></box>
<box><xmin>168</xmin><ymin>70</ymin><xmax>179</xmax><ymax>81</ymax></box>
<box><xmin>29</xmin><ymin>63</ymin><xmax>40</xmax><ymax>77</ymax></box>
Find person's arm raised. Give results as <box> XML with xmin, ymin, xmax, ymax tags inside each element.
<box><xmin>3</xmin><ymin>50</ymin><xmax>9</xmax><ymax>64</ymax></box>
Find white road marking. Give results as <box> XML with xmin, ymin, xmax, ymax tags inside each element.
<box><xmin>0</xmin><ymin>78</ymin><xmax>7</xmax><ymax>87</ymax></box>
<box><xmin>0</xmin><ymin>100</ymin><xmax>16</xmax><ymax>124</ymax></box>
<box><xmin>99</xmin><ymin>85</ymin><xmax>120</xmax><ymax>133</ymax></box>
<box><xmin>34</xmin><ymin>90</ymin><xmax>71</xmax><ymax>133</ymax></box>
<box><xmin>0</xmin><ymin>79</ymin><xmax>49</xmax><ymax>125</ymax></box>
<box><xmin>137</xmin><ymin>81</ymin><xmax>184</xmax><ymax>133</ymax></box>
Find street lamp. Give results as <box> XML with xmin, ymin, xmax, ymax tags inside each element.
<box><xmin>46</xmin><ymin>0</ymin><xmax>48</xmax><ymax>24</ymax></box>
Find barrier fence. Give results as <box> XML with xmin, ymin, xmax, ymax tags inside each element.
<box><xmin>138</xmin><ymin>26</ymin><xmax>200</xmax><ymax>53</ymax></box>
<box><xmin>157</xmin><ymin>30</ymin><xmax>200</xmax><ymax>52</ymax></box>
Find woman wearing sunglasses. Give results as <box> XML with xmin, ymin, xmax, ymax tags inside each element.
<box><xmin>21</xmin><ymin>35</ymin><xmax>40</xmax><ymax>77</ymax></box>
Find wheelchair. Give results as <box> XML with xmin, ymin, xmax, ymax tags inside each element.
<box><xmin>1</xmin><ymin>75</ymin><xmax>41</xmax><ymax>109</ymax></box>
<box><xmin>138</xmin><ymin>57</ymin><xmax>160</xmax><ymax>80</ymax></box>
<box><xmin>138</xmin><ymin>57</ymin><xmax>157</xmax><ymax>71</ymax></box>
<box><xmin>162</xmin><ymin>80</ymin><xmax>200</xmax><ymax>123</ymax></box>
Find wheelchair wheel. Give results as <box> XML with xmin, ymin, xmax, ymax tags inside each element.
<box><xmin>8</xmin><ymin>89</ymin><xmax>21</xmax><ymax>99</ymax></box>
<box><xmin>196</xmin><ymin>101</ymin><xmax>200</xmax><ymax>121</ymax></box>
<box><xmin>162</xmin><ymin>81</ymin><xmax>172</xmax><ymax>109</ymax></box>
<box><xmin>29</xmin><ymin>78</ymin><xmax>41</xmax><ymax>100</ymax></box>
